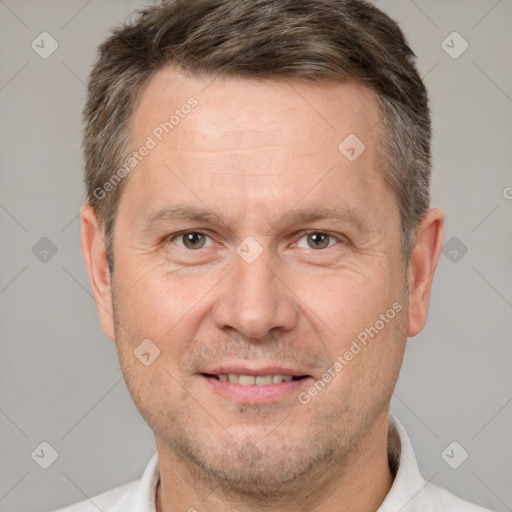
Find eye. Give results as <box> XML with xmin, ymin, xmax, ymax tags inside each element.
<box><xmin>295</xmin><ymin>232</ymin><xmax>339</xmax><ymax>250</ymax></box>
<box><xmin>171</xmin><ymin>231</ymin><xmax>213</xmax><ymax>250</ymax></box>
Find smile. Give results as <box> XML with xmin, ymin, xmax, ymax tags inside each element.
<box><xmin>202</xmin><ymin>373</ymin><xmax>309</xmax><ymax>385</ymax></box>
<box><xmin>199</xmin><ymin>371</ymin><xmax>314</xmax><ymax>404</ymax></box>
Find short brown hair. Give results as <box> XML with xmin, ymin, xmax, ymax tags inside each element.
<box><xmin>83</xmin><ymin>0</ymin><xmax>431</xmax><ymax>266</ymax></box>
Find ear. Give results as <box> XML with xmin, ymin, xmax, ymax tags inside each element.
<box><xmin>80</xmin><ymin>203</ymin><xmax>115</xmax><ymax>341</ymax></box>
<box><xmin>407</xmin><ymin>208</ymin><xmax>444</xmax><ymax>337</ymax></box>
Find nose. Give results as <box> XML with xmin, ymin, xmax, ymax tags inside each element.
<box><xmin>213</xmin><ymin>250</ymin><xmax>298</xmax><ymax>339</ymax></box>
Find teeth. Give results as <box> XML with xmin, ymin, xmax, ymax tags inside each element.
<box><xmin>239</xmin><ymin>374</ymin><xmax>256</xmax><ymax>385</ymax></box>
<box><xmin>216</xmin><ymin>373</ymin><xmax>297</xmax><ymax>385</ymax></box>
<box><xmin>256</xmin><ymin>375</ymin><xmax>273</xmax><ymax>385</ymax></box>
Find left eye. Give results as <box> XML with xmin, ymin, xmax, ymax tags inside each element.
<box><xmin>172</xmin><ymin>232</ymin><xmax>213</xmax><ymax>250</ymax></box>
<box><xmin>295</xmin><ymin>232</ymin><xmax>339</xmax><ymax>250</ymax></box>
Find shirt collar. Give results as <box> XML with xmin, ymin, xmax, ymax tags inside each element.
<box><xmin>378</xmin><ymin>413</ymin><xmax>430</xmax><ymax>512</ymax></box>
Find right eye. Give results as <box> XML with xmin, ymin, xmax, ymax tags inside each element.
<box><xmin>170</xmin><ymin>231</ymin><xmax>213</xmax><ymax>250</ymax></box>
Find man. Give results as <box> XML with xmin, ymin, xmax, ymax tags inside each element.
<box><xmin>56</xmin><ymin>0</ymin><xmax>493</xmax><ymax>511</ymax></box>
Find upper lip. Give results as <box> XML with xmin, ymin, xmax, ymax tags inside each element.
<box><xmin>200</xmin><ymin>364</ymin><xmax>312</xmax><ymax>377</ymax></box>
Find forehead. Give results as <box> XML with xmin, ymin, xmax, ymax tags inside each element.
<box><xmin>131</xmin><ymin>66</ymin><xmax>381</xmax><ymax>157</ymax></box>
<box><xmin>122</xmin><ymin>66</ymin><xmax>395</xmax><ymax>232</ymax></box>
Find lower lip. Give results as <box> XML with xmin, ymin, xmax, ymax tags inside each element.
<box><xmin>201</xmin><ymin>375</ymin><xmax>313</xmax><ymax>404</ymax></box>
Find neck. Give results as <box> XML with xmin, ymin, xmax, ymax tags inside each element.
<box><xmin>155</xmin><ymin>411</ymin><xmax>393</xmax><ymax>512</ymax></box>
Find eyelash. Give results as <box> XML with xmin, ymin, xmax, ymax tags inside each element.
<box><xmin>167</xmin><ymin>230</ymin><xmax>344</xmax><ymax>251</ymax></box>
<box><xmin>169</xmin><ymin>231</ymin><xmax>215</xmax><ymax>250</ymax></box>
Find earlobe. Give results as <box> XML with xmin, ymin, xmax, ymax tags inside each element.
<box><xmin>407</xmin><ymin>208</ymin><xmax>444</xmax><ymax>338</ymax></box>
<box><xmin>80</xmin><ymin>203</ymin><xmax>116</xmax><ymax>341</ymax></box>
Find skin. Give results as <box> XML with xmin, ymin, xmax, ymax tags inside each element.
<box><xmin>81</xmin><ymin>67</ymin><xmax>443</xmax><ymax>512</ymax></box>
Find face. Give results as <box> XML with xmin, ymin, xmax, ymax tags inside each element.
<box><xmin>88</xmin><ymin>68</ymin><xmax>414</xmax><ymax>494</ymax></box>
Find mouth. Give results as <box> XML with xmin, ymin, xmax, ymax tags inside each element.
<box><xmin>199</xmin><ymin>368</ymin><xmax>314</xmax><ymax>404</ymax></box>
<box><xmin>201</xmin><ymin>372</ymin><xmax>310</xmax><ymax>385</ymax></box>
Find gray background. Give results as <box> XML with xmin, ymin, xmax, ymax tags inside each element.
<box><xmin>0</xmin><ymin>0</ymin><xmax>511</xmax><ymax>511</ymax></box>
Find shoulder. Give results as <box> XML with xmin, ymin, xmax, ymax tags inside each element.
<box><xmin>49</xmin><ymin>452</ymin><xmax>160</xmax><ymax>512</ymax></box>
<box><xmin>416</xmin><ymin>480</ymin><xmax>495</xmax><ymax>512</ymax></box>
<box><xmin>385</xmin><ymin>415</ymin><xmax>495</xmax><ymax>512</ymax></box>
<box><xmin>49</xmin><ymin>480</ymin><xmax>137</xmax><ymax>512</ymax></box>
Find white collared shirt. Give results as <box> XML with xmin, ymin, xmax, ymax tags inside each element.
<box><xmin>51</xmin><ymin>415</ymin><xmax>494</xmax><ymax>512</ymax></box>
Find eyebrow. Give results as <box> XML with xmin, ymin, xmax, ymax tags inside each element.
<box><xmin>140</xmin><ymin>204</ymin><xmax>371</xmax><ymax>233</ymax></box>
<box><xmin>141</xmin><ymin>205</ymin><xmax>224</xmax><ymax>230</ymax></box>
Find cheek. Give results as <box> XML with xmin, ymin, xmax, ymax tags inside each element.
<box><xmin>114</xmin><ymin>263</ymin><xmax>203</xmax><ymax>332</ymax></box>
<box><xmin>299</xmin><ymin>266</ymin><xmax>399</xmax><ymax>345</ymax></box>
<box><xmin>116</xmin><ymin>347</ymin><xmax>184</xmax><ymax>433</ymax></box>
<box><xmin>112</xmin><ymin>264</ymin><xmax>221</xmax><ymax>378</ymax></box>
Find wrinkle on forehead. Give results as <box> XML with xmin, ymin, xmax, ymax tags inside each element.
<box><xmin>174</xmin><ymin>130</ymin><xmax>289</xmax><ymax>150</ymax></box>
<box><xmin>131</xmin><ymin>66</ymin><xmax>381</xmax><ymax>152</ymax></box>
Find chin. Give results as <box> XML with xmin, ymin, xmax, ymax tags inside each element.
<box><xmin>159</xmin><ymin>425</ymin><xmax>339</xmax><ymax>499</ymax></box>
